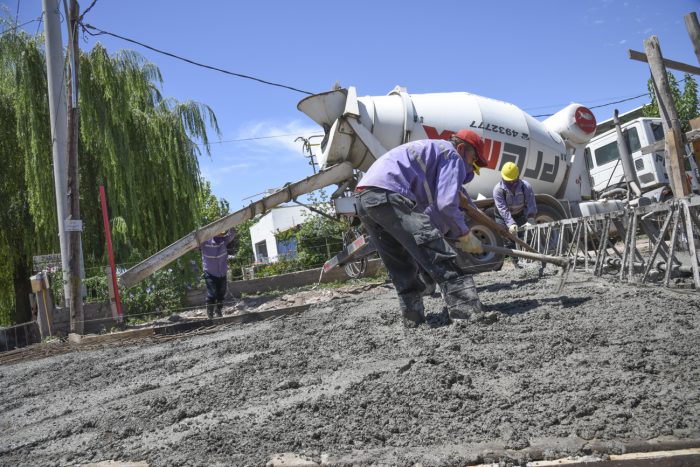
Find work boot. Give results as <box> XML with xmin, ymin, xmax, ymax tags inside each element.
<box><xmin>397</xmin><ymin>292</ymin><xmax>426</xmax><ymax>328</ymax></box>
<box><xmin>206</xmin><ymin>301</ymin><xmax>215</xmax><ymax>319</ymax></box>
<box><xmin>215</xmin><ymin>305</ymin><xmax>223</xmax><ymax>318</ymax></box>
<box><xmin>440</xmin><ymin>275</ymin><xmax>482</xmax><ymax>321</ymax></box>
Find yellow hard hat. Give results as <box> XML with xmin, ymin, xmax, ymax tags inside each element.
<box><xmin>501</xmin><ymin>162</ymin><xmax>519</xmax><ymax>181</ymax></box>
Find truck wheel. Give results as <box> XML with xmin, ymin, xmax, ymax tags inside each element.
<box><xmin>454</xmin><ymin>215</ymin><xmax>505</xmax><ymax>274</ymax></box>
<box><xmin>530</xmin><ymin>204</ymin><xmax>566</xmax><ymax>253</ymax></box>
<box><xmin>535</xmin><ymin>204</ymin><xmax>563</xmax><ymax>223</ymax></box>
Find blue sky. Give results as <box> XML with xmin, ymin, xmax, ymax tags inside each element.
<box><xmin>8</xmin><ymin>0</ymin><xmax>700</xmax><ymax>210</ymax></box>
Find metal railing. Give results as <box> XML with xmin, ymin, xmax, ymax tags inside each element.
<box><xmin>519</xmin><ymin>195</ymin><xmax>700</xmax><ymax>289</ymax></box>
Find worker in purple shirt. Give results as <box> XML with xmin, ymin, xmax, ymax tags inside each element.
<box><xmin>201</xmin><ymin>230</ymin><xmax>234</xmax><ymax>318</ymax></box>
<box><xmin>355</xmin><ymin>129</ymin><xmax>487</xmax><ymax>327</ymax></box>
<box><xmin>493</xmin><ymin>161</ymin><xmax>537</xmax><ymax>268</ymax></box>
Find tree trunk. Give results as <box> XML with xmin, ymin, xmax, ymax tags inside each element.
<box><xmin>13</xmin><ymin>257</ymin><xmax>33</xmax><ymax>324</ymax></box>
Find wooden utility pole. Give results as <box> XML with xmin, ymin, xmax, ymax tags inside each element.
<box><xmin>644</xmin><ymin>36</ymin><xmax>691</xmax><ymax>198</ymax></box>
<box><xmin>66</xmin><ymin>0</ymin><xmax>84</xmax><ymax>334</ymax></box>
<box><xmin>685</xmin><ymin>12</ymin><xmax>700</xmax><ymax>65</ymax></box>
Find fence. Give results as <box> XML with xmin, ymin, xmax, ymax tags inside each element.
<box><xmin>0</xmin><ymin>321</ymin><xmax>40</xmax><ymax>352</ymax></box>
<box><xmin>519</xmin><ymin>196</ymin><xmax>700</xmax><ymax>289</ymax></box>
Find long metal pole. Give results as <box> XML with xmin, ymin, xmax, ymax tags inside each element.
<box><xmin>481</xmin><ymin>245</ymin><xmax>570</xmax><ymax>268</ymax></box>
<box><xmin>120</xmin><ymin>161</ymin><xmax>355</xmax><ymax>287</ymax></box>
<box><xmin>41</xmin><ymin>0</ymin><xmax>71</xmax><ymax>306</ymax></box>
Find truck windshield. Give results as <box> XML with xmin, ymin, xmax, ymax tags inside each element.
<box><xmin>651</xmin><ymin>122</ymin><xmax>665</xmax><ymax>142</ymax></box>
<box><xmin>594</xmin><ymin>140</ymin><xmax>620</xmax><ymax>166</ymax></box>
<box><xmin>625</xmin><ymin>127</ymin><xmax>641</xmax><ymax>153</ymax></box>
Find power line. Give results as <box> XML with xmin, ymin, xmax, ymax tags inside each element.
<box><xmin>77</xmin><ymin>0</ymin><xmax>98</xmax><ymax>22</ymax></box>
<box><xmin>530</xmin><ymin>77</ymin><xmax>691</xmax><ymax>118</ymax></box>
<box><xmin>532</xmin><ymin>92</ymin><xmax>651</xmax><ymax>118</ymax></box>
<box><xmin>208</xmin><ymin>133</ymin><xmax>323</xmax><ymax>144</ymax></box>
<box><xmin>66</xmin><ymin>21</ymin><xmax>694</xmax><ymax>125</ymax></box>
<box><xmin>79</xmin><ymin>22</ymin><xmax>315</xmax><ymax>96</ymax></box>
<box><xmin>0</xmin><ymin>17</ymin><xmax>40</xmax><ymax>37</ymax></box>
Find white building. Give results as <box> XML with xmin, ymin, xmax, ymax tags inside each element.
<box><xmin>249</xmin><ymin>204</ymin><xmax>314</xmax><ymax>263</ymax></box>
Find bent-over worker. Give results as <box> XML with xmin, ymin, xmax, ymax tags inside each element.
<box><xmin>355</xmin><ymin>129</ymin><xmax>487</xmax><ymax>327</ymax></box>
<box><xmin>493</xmin><ymin>161</ymin><xmax>537</xmax><ymax>268</ymax></box>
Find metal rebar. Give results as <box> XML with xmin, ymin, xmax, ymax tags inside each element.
<box><xmin>628</xmin><ymin>211</ymin><xmax>639</xmax><ymax>282</ymax></box>
<box><xmin>665</xmin><ymin>208</ymin><xmax>681</xmax><ymax>287</ymax></box>
<box><xmin>641</xmin><ymin>207</ymin><xmax>674</xmax><ymax>283</ymax></box>
<box><xmin>681</xmin><ymin>200</ymin><xmax>700</xmax><ymax>288</ymax></box>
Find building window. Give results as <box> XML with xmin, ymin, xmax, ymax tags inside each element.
<box><xmin>625</xmin><ymin>127</ymin><xmax>641</xmax><ymax>153</ymax></box>
<box><xmin>255</xmin><ymin>240</ymin><xmax>269</xmax><ymax>263</ymax></box>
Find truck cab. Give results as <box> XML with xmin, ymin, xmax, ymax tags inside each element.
<box><xmin>585</xmin><ymin>116</ymin><xmax>700</xmax><ymax>198</ymax></box>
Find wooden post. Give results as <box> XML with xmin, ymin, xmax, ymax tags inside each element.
<box><xmin>65</xmin><ymin>0</ymin><xmax>84</xmax><ymax>333</ymax></box>
<box><xmin>31</xmin><ymin>272</ymin><xmax>54</xmax><ymax>339</ymax></box>
<box><xmin>644</xmin><ymin>36</ymin><xmax>691</xmax><ymax>198</ymax></box>
<box><xmin>666</xmin><ymin>127</ymin><xmax>692</xmax><ymax>197</ymax></box>
<box><xmin>685</xmin><ymin>12</ymin><xmax>700</xmax><ymax>65</ymax></box>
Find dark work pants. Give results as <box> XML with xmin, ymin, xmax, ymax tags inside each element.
<box><xmin>204</xmin><ymin>271</ymin><xmax>227</xmax><ymax>316</ymax></box>
<box><xmin>494</xmin><ymin>210</ymin><xmax>528</xmax><ymax>249</ymax></box>
<box><xmin>356</xmin><ymin>188</ymin><xmax>463</xmax><ymax>296</ymax></box>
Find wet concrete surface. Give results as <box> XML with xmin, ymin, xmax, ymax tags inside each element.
<box><xmin>1</xmin><ymin>266</ymin><xmax>699</xmax><ymax>466</ymax></box>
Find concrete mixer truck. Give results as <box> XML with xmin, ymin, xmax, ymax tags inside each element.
<box><xmin>119</xmin><ymin>85</ymin><xmax>622</xmax><ymax>286</ymax></box>
<box><xmin>297</xmin><ymin>85</ymin><xmax>603</xmax><ymax>272</ymax></box>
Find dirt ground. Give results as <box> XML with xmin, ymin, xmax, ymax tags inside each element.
<box><xmin>1</xmin><ymin>264</ymin><xmax>699</xmax><ymax>466</ymax></box>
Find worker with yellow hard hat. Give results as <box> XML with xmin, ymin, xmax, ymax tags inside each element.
<box><xmin>493</xmin><ymin>161</ymin><xmax>537</xmax><ymax>268</ymax></box>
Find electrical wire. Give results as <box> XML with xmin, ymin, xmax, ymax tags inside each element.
<box><xmin>79</xmin><ymin>22</ymin><xmax>315</xmax><ymax>95</ymax></box>
<box><xmin>209</xmin><ymin>133</ymin><xmax>322</xmax><ymax>144</ymax></box>
<box><xmin>532</xmin><ymin>92</ymin><xmax>651</xmax><ymax>118</ymax></box>
<box><xmin>0</xmin><ymin>17</ymin><xmax>40</xmax><ymax>37</ymax></box>
<box><xmin>77</xmin><ymin>0</ymin><xmax>98</xmax><ymax>22</ymax></box>
<box><xmin>72</xmin><ymin>23</ymin><xmax>693</xmax><ymax>122</ymax></box>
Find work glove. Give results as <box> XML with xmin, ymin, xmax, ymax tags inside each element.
<box><xmin>525</xmin><ymin>217</ymin><xmax>536</xmax><ymax>227</ymax></box>
<box><xmin>508</xmin><ymin>224</ymin><xmax>519</xmax><ymax>234</ymax></box>
<box><xmin>457</xmin><ymin>232</ymin><xmax>483</xmax><ymax>254</ymax></box>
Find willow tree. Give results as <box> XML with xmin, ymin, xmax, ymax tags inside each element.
<box><xmin>644</xmin><ymin>73</ymin><xmax>700</xmax><ymax>132</ymax></box>
<box><xmin>0</xmin><ymin>23</ymin><xmax>220</xmax><ymax>325</ymax></box>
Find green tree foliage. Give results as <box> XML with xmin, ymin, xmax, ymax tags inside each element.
<box><xmin>197</xmin><ymin>178</ymin><xmax>230</xmax><ymax>227</ymax></box>
<box><xmin>643</xmin><ymin>73</ymin><xmax>700</xmax><ymax>132</ymax></box>
<box><xmin>275</xmin><ymin>191</ymin><xmax>348</xmax><ymax>269</ymax></box>
<box><xmin>229</xmin><ymin>219</ymin><xmax>257</xmax><ymax>280</ymax></box>
<box><xmin>0</xmin><ymin>22</ymin><xmax>220</xmax><ymax>325</ymax></box>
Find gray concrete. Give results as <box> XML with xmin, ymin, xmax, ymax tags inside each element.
<box><xmin>230</xmin><ymin>259</ymin><xmax>384</xmax><ymax>295</ymax></box>
<box><xmin>185</xmin><ymin>259</ymin><xmax>385</xmax><ymax>306</ymax></box>
<box><xmin>1</xmin><ymin>267</ymin><xmax>699</xmax><ymax>465</ymax></box>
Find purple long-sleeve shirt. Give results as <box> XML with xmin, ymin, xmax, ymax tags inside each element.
<box><xmin>493</xmin><ymin>179</ymin><xmax>537</xmax><ymax>226</ymax></box>
<box><xmin>358</xmin><ymin>140</ymin><xmax>470</xmax><ymax>237</ymax></box>
<box><xmin>201</xmin><ymin>230</ymin><xmax>233</xmax><ymax>278</ymax></box>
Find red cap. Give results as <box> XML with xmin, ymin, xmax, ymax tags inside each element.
<box><xmin>453</xmin><ymin>129</ymin><xmax>486</xmax><ymax>167</ymax></box>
